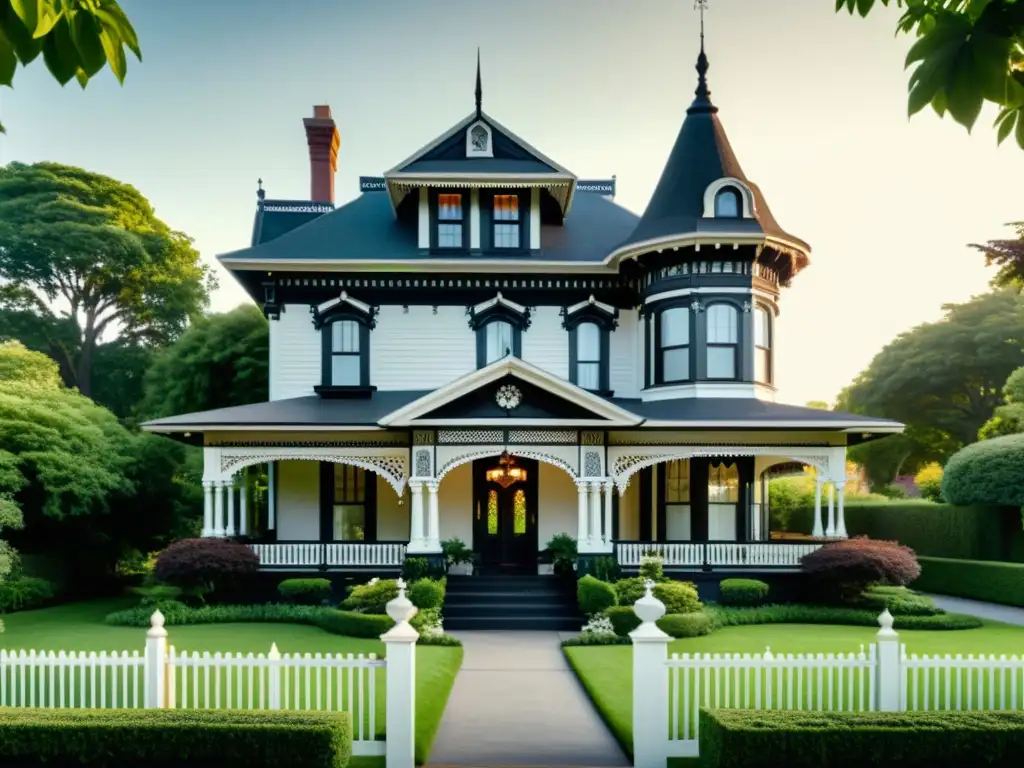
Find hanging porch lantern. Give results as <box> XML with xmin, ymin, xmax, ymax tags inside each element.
<box><xmin>486</xmin><ymin>450</ymin><xmax>528</xmax><ymax>488</ymax></box>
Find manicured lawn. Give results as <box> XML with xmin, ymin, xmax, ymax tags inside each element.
<box><xmin>1</xmin><ymin>599</ymin><xmax>461</xmax><ymax>765</ymax></box>
<box><xmin>565</xmin><ymin>620</ymin><xmax>1024</xmax><ymax>759</ymax></box>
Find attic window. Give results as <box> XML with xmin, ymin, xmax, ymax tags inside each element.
<box><xmin>714</xmin><ymin>187</ymin><xmax>741</xmax><ymax>218</ymax></box>
<box><xmin>471</xmin><ymin>125</ymin><xmax>489</xmax><ymax>152</ymax></box>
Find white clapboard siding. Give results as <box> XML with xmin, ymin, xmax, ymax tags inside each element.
<box><xmin>521</xmin><ymin>306</ymin><xmax>568</xmax><ymax>380</ymax></box>
<box><xmin>371</xmin><ymin>305</ymin><xmax>475</xmax><ymax>390</ymax></box>
<box><xmin>269</xmin><ymin>304</ymin><xmax>320</xmax><ymax>400</ymax></box>
<box><xmin>609</xmin><ymin>310</ymin><xmax>641</xmax><ymax>398</ymax></box>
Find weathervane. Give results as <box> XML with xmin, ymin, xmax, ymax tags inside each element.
<box><xmin>693</xmin><ymin>0</ymin><xmax>711</xmax><ymax>102</ymax></box>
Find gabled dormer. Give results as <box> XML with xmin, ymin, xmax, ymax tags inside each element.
<box><xmin>383</xmin><ymin>55</ymin><xmax>578</xmax><ymax>255</ymax></box>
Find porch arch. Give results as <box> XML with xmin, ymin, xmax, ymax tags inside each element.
<box><xmin>435</xmin><ymin>447</ymin><xmax>577</xmax><ymax>483</ymax></box>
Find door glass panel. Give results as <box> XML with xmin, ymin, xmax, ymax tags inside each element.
<box><xmin>487</xmin><ymin>490</ymin><xmax>498</xmax><ymax>535</ymax></box>
<box><xmin>513</xmin><ymin>489</ymin><xmax>526</xmax><ymax>535</ymax></box>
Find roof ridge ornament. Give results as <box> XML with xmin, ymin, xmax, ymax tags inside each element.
<box><xmin>475</xmin><ymin>47</ymin><xmax>483</xmax><ymax>118</ymax></box>
<box><xmin>688</xmin><ymin>0</ymin><xmax>717</xmax><ymax>115</ymax></box>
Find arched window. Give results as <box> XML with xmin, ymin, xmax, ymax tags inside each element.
<box><xmin>657</xmin><ymin>306</ymin><xmax>690</xmax><ymax>384</ymax></box>
<box><xmin>706</xmin><ymin>304</ymin><xmax>739</xmax><ymax>380</ymax></box>
<box><xmin>714</xmin><ymin>187</ymin><xmax>741</xmax><ymax>218</ymax></box>
<box><xmin>755</xmin><ymin>305</ymin><xmax>772</xmax><ymax>384</ymax></box>
<box><xmin>483</xmin><ymin>319</ymin><xmax>515</xmax><ymax>365</ymax></box>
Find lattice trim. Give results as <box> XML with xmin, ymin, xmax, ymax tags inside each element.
<box><xmin>219</xmin><ymin>453</ymin><xmax>407</xmax><ymax>496</ymax></box>
<box><xmin>437</xmin><ymin>429</ymin><xmax>504</xmax><ymax>444</ymax></box>
<box><xmin>507</xmin><ymin>429</ymin><xmax>577</xmax><ymax>444</ymax></box>
<box><xmin>436</xmin><ymin>449</ymin><xmax>576</xmax><ymax>480</ymax></box>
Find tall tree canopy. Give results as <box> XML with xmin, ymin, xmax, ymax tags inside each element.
<box><xmin>137</xmin><ymin>304</ymin><xmax>269</xmax><ymax>421</ymax></box>
<box><xmin>837</xmin><ymin>0</ymin><xmax>1024</xmax><ymax>149</ymax></box>
<box><xmin>0</xmin><ymin>162</ymin><xmax>213</xmax><ymax>398</ymax></box>
<box><xmin>838</xmin><ymin>290</ymin><xmax>1024</xmax><ymax>482</ymax></box>
<box><xmin>971</xmin><ymin>221</ymin><xmax>1024</xmax><ymax>288</ymax></box>
<box><xmin>0</xmin><ymin>0</ymin><xmax>141</xmax><ymax>133</ymax></box>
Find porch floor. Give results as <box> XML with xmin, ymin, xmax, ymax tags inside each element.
<box><xmin>427</xmin><ymin>631</ymin><xmax>629</xmax><ymax>766</ymax></box>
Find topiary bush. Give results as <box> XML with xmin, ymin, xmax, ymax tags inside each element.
<box><xmin>801</xmin><ymin>537</ymin><xmax>920</xmax><ymax>602</ymax></box>
<box><xmin>719</xmin><ymin>578</ymin><xmax>769</xmax><ymax>607</ymax></box>
<box><xmin>408</xmin><ymin>578</ymin><xmax>445</xmax><ymax>610</ymax></box>
<box><xmin>942</xmin><ymin>434</ymin><xmax>1024</xmax><ymax>511</ymax></box>
<box><xmin>154</xmin><ymin>538</ymin><xmax>259</xmax><ymax>603</ymax></box>
<box><xmin>658</xmin><ymin>611</ymin><xmax>713</xmax><ymax>638</ymax></box>
<box><xmin>578</xmin><ymin>575</ymin><xmax>617</xmax><ymax>616</ymax></box>
<box><xmin>604</xmin><ymin>605</ymin><xmax>642</xmax><ymax>636</ymax></box>
<box><xmin>277</xmin><ymin>578</ymin><xmax>332</xmax><ymax>605</ymax></box>
<box><xmin>639</xmin><ymin>551</ymin><xmax>664</xmax><ymax>581</ymax></box>
<box><xmin>614</xmin><ymin>577</ymin><xmax>701</xmax><ymax>614</ymax></box>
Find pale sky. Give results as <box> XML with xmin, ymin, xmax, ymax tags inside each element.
<box><xmin>1</xmin><ymin>0</ymin><xmax>1017</xmax><ymax>405</ymax></box>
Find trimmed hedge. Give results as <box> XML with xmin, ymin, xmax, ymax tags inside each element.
<box><xmin>719</xmin><ymin>578</ymin><xmax>769</xmax><ymax>607</ymax></box>
<box><xmin>705</xmin><ymin>603</ymin><xmax>982</xmax><ymax>631</ymax></box>
<box><xmin>699</xmin><ymin>709</ymin><xmax>1024</xmax><ymax>768</ymax></box>
<box><xmin>659</xmin><ymin>611</ymin><xmax>713</xmax><ymax>638</ymax></box>
<box><xmin>578</xmin><ymin>575</ymin><xmax>617</xmax><ymax>616</ymax></box>
<box><xmin>278</xmin><ymin>578</ymin><xmax>332</xmax><ymax>605</ymax></box>
<box><xmin>778</xmin><ymin>501</ymin><xmax>1024</xmax><ymax>563</ymax></box>
<box><xmin>914</xmin><ymin>557</ymin><xmax>1024</xmax><ymax>607</ymax></box>
<box><xmin>0</xmin><ymin>708</ymin><xmax>350</xmax><ymax>768</ymax></box>
<box><xmin>942</xmin><ymin>433</ymin><xmax>1024</xmax><ymax>509</ymax></box>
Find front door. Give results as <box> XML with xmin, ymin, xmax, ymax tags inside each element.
<box><xmin>473</xmin><ymin>457</ymin><xmax>538</xmax><ymax>569</ymax></box>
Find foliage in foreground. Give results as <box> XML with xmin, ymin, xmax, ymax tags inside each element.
<box><xmin>699</xmin><ymin>708</ymin><xmax>1024</xmax><ymax>768</ymax></box>
<box><xmin>801</xmin><ymin>537</ymin><xmax>921</xmax><ymax>602</ymax></box>
<box><xmin>154</xmin><ymin>538</ymin><xmax>260</xmax><ymax>601</ymax></box>
<box><xmin>941</xmin><ymin>433</ymin><xmax>1024</xmax><ymax>509</ymax></box>
<box><xmin>704</xmin><ymin>602</ymin><xmax>981</xmax><ymax>631</ymax></box>
<box><xmin>0</xmin><ymin>707</ymin><xmax>349</xmax><ymax>768</ymax></box>
<box><xmin>837</xmin><ymin>0</ymin><xmax>1024</xmax><ymax>150</ymax></box>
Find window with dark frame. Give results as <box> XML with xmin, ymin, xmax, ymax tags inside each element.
<box><xmin>492</xmin><ymin>194</ymin><xmax>520</xmax><ymax>249</ymax></box>
<box><xmin>574</xmin><ymin>322</ymin><xmax>602</xmax><ymax>390</ymax></box>
<box><xmin>664</xmin><ymin>459</ymin><xmax>692</xmax><ymax>541</ymax></box>
<box><xmin>437</xmin><ymin>193</ymin><xmax>464</xmax><ymax>248</ymax></box>
<box><xmin>332</xmin><ymin>464</ymin><xmax>367</xmax><ymax>541</ymax></box>
<box><xmin>329</xmin><ymin>320</ymin><xmax>362</xmax><ymax>386</ymax></box>
<box><xmin>706</xmin><ymin>304</ymin><xmax>739</xmax><ymax>380</ymax></box>
<box><xmin>714</xmin><ymin>187</ymin><xmax>741</xmax><ymax>217</ymax></box>
<box><xmin>755</xmin><ymin>305</ymin><xmax>772</xmax><ymax>384</ymax></box>
<box><xmin>658</xmin><ymin>306</ymin><xmax>690</xmax><ymax>384</ymax></box>
<box><xmin>484</xmin><ymin>320</ymin><xmax>514</xmax><ymax>365</ymax></box>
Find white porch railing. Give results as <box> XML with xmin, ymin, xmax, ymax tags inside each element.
<box><xmin>250</xmin><ymin>542</ymin><xmax>407</xmax><ymax>569</ymax></box>
<box><xmin>616</xmin><ymin>541</ymin><xmax>821</xmax><ymax>569</ymax></box>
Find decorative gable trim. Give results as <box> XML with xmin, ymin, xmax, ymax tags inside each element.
<box><xmin>466</xmin><ymin>292</ymin><xmax>531</xmax><ymax>330</ymax></box>
<box><xmin>311</xmin><ymin>291</ymin><xmax>379</xmax><ymax>329</ymax></box>
<box><xmin>377</xmin><ymin>356</ymin><xmax>643</xmax><ymax>428</ymax></box>
<box><xmin>562</xmin><ymin>294</ymin><xmax>619</xmax><ymax>330</ymax></box>
<box><xmin>466</xmin><ymin>120</ymin><xmax>494</xmax><ymax>158</ymax></box>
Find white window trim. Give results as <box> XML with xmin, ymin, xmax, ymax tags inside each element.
<box><xmin>701</xmin><ymin>177</ymin><xmax>755</xmax><ymax>219</ymax></box>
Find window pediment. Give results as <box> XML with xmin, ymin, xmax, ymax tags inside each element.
<box><xmin>562</xmin><ymin>294</ymin><xmax>619</xmax><ymax>331</ymax></box>
<box><xmin>311</xmin><ymin>291</ymin><xmax>378</xmax><ymax>329</ymax></box>
<box><xmin>466</xmin><ymin>292</ymin><xmax>531</xmax><ymax>331</ymax></box>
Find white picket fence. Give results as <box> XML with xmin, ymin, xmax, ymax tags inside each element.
<box><xmin>630</xmin><ymin>584</ymin><xmax>1024</xmax><ymax>768</ymax></box>
<box><xmin>0</xmin><ymin>582</ymin><xmax>423</xmax><ymax>768</ymax></box>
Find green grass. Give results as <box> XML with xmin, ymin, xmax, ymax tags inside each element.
<box><xmin>565</xmin><ymin>620</ymin><xmax>1024</xmax><ymax>760</ymax></box>
<box><xmin>0</xmin><ymin>599</ymin><xmax>461</xmax><ymax>765</ymax></box>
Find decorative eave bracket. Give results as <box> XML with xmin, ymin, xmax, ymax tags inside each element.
<box><xmin>466</xmin><ymin>292</ymin><xmax>532</xmax><ymax>330</ymax></box>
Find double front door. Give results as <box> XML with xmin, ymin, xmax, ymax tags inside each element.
<box><xmin>472</xmin><ymin>457</ymin><xmax>538</xmax><ymax>569</ymax></box>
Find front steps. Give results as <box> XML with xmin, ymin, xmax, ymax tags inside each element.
<box><xmin>443</xmin><ymin>574</ymin><xmax>583</xmax><ymax>631</ymax></box>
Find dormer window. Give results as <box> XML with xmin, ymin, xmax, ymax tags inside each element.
<box><xmin>714</xmin><ymin>187</ymin><xmax>741</xmax><ymax>218</ymax></box>
<box><xmin>467</xmin><ymin>293</ymin><xmax>530</xmax><ymax>368</ymax></box>
<box><xmin>493</xmin><ymin>194</ymin><xmax>521</xmax><ymax>249</ymax></box>
<box><xmin>437</xmin><ymin>193</ymin><xmax>465</xmax><ymax>248</ymax></box>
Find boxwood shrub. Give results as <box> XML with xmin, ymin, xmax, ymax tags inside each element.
<box><xmin>699</xmin><ymin>709</ymin><xmax>1024</xmax><ymax>768</ymax></box>
<box><xmin>914</xmin><ymin>557</ymin><xmax>1024</xmax><ymax>607</ymax></box>
<box><xmin>604</xmin><ymin>605</ymin><xmax>642</xmax><ymax>636</ymax></box>
<box><xmin>941</xmin><ymin>433</ymin><xmax>1024</xmax><ymax>509</ymax></box>
<box><xmin>658</xmin><ymin>611</ymin><xmax>713</xmax><ymax>638</ymax></box>
<box><xmin>0</xmin><ymin>708</ymin><xmax>351</xmax><ymax>768</ymax></box>
<box><xmin>277</xmin><ymin>578</ymin><xmax>332</xmax><ymax>605</ymax></box>
<box><xmin>705</xmin><ymin>603</ymin><xmax>981</xmax><ymax>631</ymax></box>
<box><xmin>614</xmin><ymin>578</ymin><xmax>701</xmax><ymax>614</ymax></box>
<box><xmin>719</xmin><ymin>578</ymin><xmax>769</xmax><ymax>607</ymax></box>
<box><xmin>0</xmin><ymin>576</ymin><xmax>55</xmax><ymax>613</ymax></box>
<box><xmin>578</xmin><ymin>575</ymin><xmax>617</xmax><ymax>616</ymax></box>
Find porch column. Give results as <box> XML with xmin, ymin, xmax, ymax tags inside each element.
<box><xmin>812</xmin><ymin>476</ymin><xmax>824</xmax><ymax>538</ymax></box>
<box><xmin>202</xmin><ymin>481</ymin><xmax>214</xmax><ymax>537</ymax></box>
<box><xmin>826</xmin><ymin>483</ymin><xmax>836</xmax><ymax>538</ymax></box>
<box><xmin>213</xmin><ymin>480</ymin><xmax>225</xmax><ymax>537</ymax></box>
<box><xmin>426</xmin><ymin>481</ymin><xmax>440</xmax><ymax>551</ymax></box>
<box><xmin>576</xmin><ymin>481</ymin><xmax>589</xmax><ymax>550</ymax></box>
<box><xmin>239</xmin><ymin>471</ymin><xmax>249</xmax><ymax>537</ymax></box>
<box><xmin>588</xmin><ymin>482</ymin><xmax>602</xmax><ymax>549</ymax></box>
<box><xmin>225</xmin><ymin>479</ymin><xmax>236</xmax><ymax>537</ymax></box>
<box><xmin>408</xmin><ymin>480</ymin><xmax>425</xmax><ymax>551</ymax></box>
<box><xmin>268</xmin><ymin>462</ymin><xmax>276</xmax><ymax>531</ymax></box>
<box><xmin>836</xmin><ymin>481</ymin><xmax>848</xmax><ymax>538</ymax></box>
<box><xmin>603</xmin><ymin>480</ymin><xmax>614</xmax><ymax>547</ymax></box>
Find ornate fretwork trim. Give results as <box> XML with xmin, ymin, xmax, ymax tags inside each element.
<box><xmin>211</xmin><ymin>440</ymin><xmax>408</xmax><ymax>448</ymax></box>
<box><xmin>311</xmin><ymin>290</ymin><xmax>379</xmax><ymax>329</ymax></box>
<box><xmin>507</xmin><ymin>429</ymin><xmax>577</xmax><ymax>444</ymax></box>
<box><xmin>437</xmin><ymin>429</ymin><xmax>505</xmax><ymax>444</ymax></box>
<box><xmin>581</xmin><ymin>431</ymin><xmax>605</xmax><ymax>446</ymax></box>
<box><xmin>413</xmin><ymin>430</ymin><xmax>435</xmax><ymax>446</ymax></box>
<box><xmin>466</xmin><ymin>292</ymin><xmax>532</xmax><ymax>330</ymax></box>
<box><xmin>436</xmin><ymin>448</ymin><xmax>576</xmax><ymax>481</ymax></box>
<box><xmin>218</xmin><ymin>452</ymin><xmax>407</xmax><ymax>496</ymax></box>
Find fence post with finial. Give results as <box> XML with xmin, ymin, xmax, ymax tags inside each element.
<box><xmin>875</xmin><ymin>608</ymin><xmax>901</xmax><ymax>711</ymax></box>
<box><xmin>382</xmin><ymin>578</ymin><xmax>419</xmax><ymax>768</ymax></box>
<box><xmin>631</xmin><ymin>580</ymin><xmax>671</xmax><ymax>768</ymax></box>
<box><xmin>145</xmin><ymin>610</ymin><xmax>168</xmax><ymax>708</ymax></box>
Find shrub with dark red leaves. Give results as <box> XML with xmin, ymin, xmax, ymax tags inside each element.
<box><xmin>154</xmin><ymin>538</ymin><xmax>260</xmax><ymax>601</ymax></box>
<box><xmin>801</xmin><ymin>537</ymin><xmax>921</xmax><ymax>603</ymax></box>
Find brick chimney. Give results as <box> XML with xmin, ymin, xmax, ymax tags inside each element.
<box><xmin>303</xmin><ymin>105</ymin><xmax>340</xmax><ymax>203</ymax></box>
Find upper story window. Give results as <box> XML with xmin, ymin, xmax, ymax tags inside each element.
<box><xmin>706</xmin><ymin>304</ymin><xmax>739</xmax><ymax>380</ymax></box>
<box><xmin>468</xmin><ymin>293</ymin><xmax>530</xmax><ymax>369</ymax></box>
<box><xmin>656</xmin><ymin>306</ymin><xmax>690</xmax><ymax>384</ymax></box>
<box><xmin>437</xmin><ymin>193</ymin><xmax>465</xmax><ymax>248</ymax></box>
<box><xmin>574</xmin><ymin>322</ymin><xmax>601</xmax><ymax>389</ymax></box>
<box><xmin>755</xmin><ymin>305</ymin><xmax>772</xmax><ymax>384</ymax></box>
<box><xmin>493</xmin><ymin>194</ymin><xmax>521</xmax><ymax>249</ymax></box>
<box><xmin>312</xmin><ymin>292</ymin><xmax>376</xmax><ymax>394</ymax></box>
<box><xmin>329</xmin><ymin>320</ymin><xmax>363</xmax><ymax>385</ymax></box>
<box><xmin>564</xmin><ymin>296</ymin><xmax>617</xmax><ymax>394</ymax></box>
<box><xmin>484</xmin><ymin>320</ymin><xmax>515</xmax><ymax>365</ymax></box>
<box><xmin>714</xmin><ymin>187</ymin><xmax>741</xmax><ymax>218</ymax></box>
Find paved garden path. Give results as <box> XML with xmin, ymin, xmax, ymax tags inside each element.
<box><xmin>427</xmin><ymin>631</ymin><xmax>629</xmax><ymax>767</ymax></box>
<box><xmin>924</xmin><ymin>594</ymin><xmax>1024</xmax><ymax>627</ymax></box>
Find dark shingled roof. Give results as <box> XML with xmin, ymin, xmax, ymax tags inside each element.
<box><xmin>399</xmin><ymin>158</ymin><xmax>557</xmax><ymax>175</ymax></box>
<box><xmin>606</xmin><ymin>397</ymin><xmax>899</xmax><ymax>428</ymax></box>
<box><xmin>220</xmin><ymin>189</ymin><xmax>639</xmax><ymax>264</ymax></box>
<box><xmin>615</xmin><ymin>48</ymin><xmax>808</xmax><ymax>255</ymax></box>
<box><xmin>251</xmin><ymin>204</ymin><xmax>330</xmax><ymax>246</ymax></box>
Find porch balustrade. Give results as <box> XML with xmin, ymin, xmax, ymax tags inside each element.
<box><xmin>615</xmin><ymin>540</ymin><xmax>822</xmax><ymax>570</ymax></box>
<box><xmin>250</xmin><ymin>542</ymin><xmax>407</xmax><ymax>570</ymax></box>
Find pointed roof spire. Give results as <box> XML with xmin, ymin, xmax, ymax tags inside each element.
<box><xmin>475</xmin><ymin>47</ymin><xmax>483</xmax><ymax>117</ymax></box>
<box><xmin>689</xmin><ymin>0</ymin><xmax>715</xmax><ymax>114</ymax></box>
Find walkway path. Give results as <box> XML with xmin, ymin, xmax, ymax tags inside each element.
<box><xmin>427</xmin><ymin>631</ymin><xmax>630</xmax><ymax>767</ymax></box>
<box><xmin>924</xmin><ymin>594</ymin><xmax>1024</xmax><ymax>627</ymax></box>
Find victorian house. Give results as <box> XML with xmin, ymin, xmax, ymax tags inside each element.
<box><xmin>143</xmin><ymin>44</ymin><xmax>902</xmax><ymax>595</ymax></box>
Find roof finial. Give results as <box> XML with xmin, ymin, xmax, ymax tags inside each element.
<box><xmin>257</xmin><ymin>177</ymin><xmax>265</xmax><ymax>202</ymax></box>
<box><xmin>475</xmin><ymin>47</ymin><xmax>483</xmax><ymax>117</ymax></box>
<box><xmin>688</xmin><ymin>0</ymin><xmax>716</xmax><ymax>114</ymax></box>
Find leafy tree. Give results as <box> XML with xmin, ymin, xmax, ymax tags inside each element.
<box><xmin>0</xmin><ymin>0</ymin><xmax>141</xmax><ymax>133</ymax></box>
<box><xmin>978</xmin><ymin>365</ymin><xmax>1024</xmax><ymax>438</ymax></box>
<box><xmin>914</xmin><ymin>461</ymin><xmax>945</xmax><ymax>501</ymax></box>
<box><xmin>805</xmin><ymin>400</ymin><xmax>831</xmax><ymax>410</ymax></box>
<box><xmin>836</xmin><ymin>0</ymin><xmax>1024</xmax><ymax>149</ymax></box>
<box><xmin>838</xmin><ymin>290</ymin><xmax>1024</xmax><ymax>482</ymax></box>
<box><xmin>137</xmin><ymin>304</ymin><xmax>268</xmax><ymax>420</ymax></box>
<box><xmin>0</xmin><ymin>162</ymin><xmax>213</xmax><ymax>398</ymax></box>
<box><xmin>971</xmin><ymin>221</ymin><xmax>1024</xmax><ymax>289</ymax></box>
